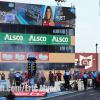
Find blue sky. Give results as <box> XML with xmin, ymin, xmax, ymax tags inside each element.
<box><xmin>1</xmin><ymin>0</ymin><xmax>100</xmax><ymax>53</ymax></box>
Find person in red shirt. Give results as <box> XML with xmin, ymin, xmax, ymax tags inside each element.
<box><xmin>79</xmin><ymin>72</ymin><xmax>83</xmax><ymax>78</ymax></box>
<box><xmin>23</xmin><ymin>71</ymin><xmax>28</xmax><ymax>80</ymax></box>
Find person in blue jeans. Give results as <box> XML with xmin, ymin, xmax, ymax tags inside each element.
<box><xmin>82</xmin><ymin>72</ymin><xmax>89</xmax><ymax>91</ymax></box>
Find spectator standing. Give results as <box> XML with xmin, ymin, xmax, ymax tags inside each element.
<box><xmin>54</xmin><ymin>71</ymin><xmax>57</xmax><ymax>81</ymax></box>
<box><xmin>82</xmin><ymin>72</ymin><xmax>89</xmax><ymax>91</ymax></box>
<box><xmin>79</xmin><ymin>72</ymin><xmax>83</xmax><ymax>78</ymax></box>
<box><xmin>63</xmin><ymin>70</ymin><xmax>71</xmax><ymax>90</ymax></box>
<box><xmin>8</xmin><ymin>71</ymin><xmax>14</xmax><ymax>86</ymax></box>
<box><xmin>49</xmin><ymin>71</ymin><xmax>54</xmax><ymax>86</ymax></box>
<box><xmin>91</xmin><ymin>71</ymin><xmax>98</xmax><ymax>89</ymax></box>
<box><xmin>57</xmin><ymin>71</ymin><xmax>62</xmax><ymax>81</ymax></box>
<box><xmin>73</xmin><ymin>71</ymin><xmax>78</xmax><ymax>80</ymax></box>
<box><xmin>36</xmin><ymin>71</ymin><xmax>41</xmax><ymax>89</ymax></box>
<box><xmin>1</xmin><ymin>72</ymin><xmax>5</xmax><ymax>80</ymax></box>
<box><xmin>41</xmin><ymin>72</ymin><xmax>45</xmax><ymax>86</ymax></box>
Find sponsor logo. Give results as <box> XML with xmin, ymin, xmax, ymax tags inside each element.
<box><xmin>15</xmin><ymin>54</ymin><xmax>25</xmax><ymax>60</ymax></box>
<box><xmin>39</xmin><ymin>54</ymin><xmax>48</xmax><ymax>60</ymax></box>
<box><xmin>52</xmin><ymin>36</ymin><xmax>68</xmax><ymax>42</ymax></box>
<box><xmin>28</xmin><ymin>54</ymin><xmax>37</xmax><ymax>59</ymax></box>
<box><xmin>9</xmin><ymin>3</ymin><xmax>14</xmax><ymax>7</ymax></box>
<box><xmin>2</xmin><ymin>53</ymin><xmax>13</xmax><ymax>60</ymax></box>
<box><xmin>4</xmin><ymin>34</ymin><xmax>23</xmax><ymax>41</ymax></box>
<box><xmin>29</xmin><ymin>35</ymin><xmax>46</xmax><ymax>42</ymax></box>
<box><xmin>14</xmin><ymin>93</ymin><xmax>29</xmax><ymax>96</ymax></box>
<box><xmin>80</xmin><ymin>55</ymin><xmax>93</xmax><ymax>69</ymax></box>
<box><xmin>13</xmin><ymin>91</ymin><xmax>46</xmax><ymax>96</ymax></box>
<box><xmin>70</xmin><ymin>8</ymin><xmax>75</xmax><ymax>13</ymax></box>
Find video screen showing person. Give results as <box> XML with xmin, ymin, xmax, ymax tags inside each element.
<box><xmin>0</xmin><ymin>1</ymin><xmax>15</xmax><ymax>24</ymax></box>
<box><xmin>42</xmin><ymin>5</ymin><xmax>55</xmax><ymax>26</ymax></box>
<box><xmin>15</xmin><ymin>3</ymin><xmax>42</xmax><ymax>25</ymax></box>
<box><xmin>54</xmin><ymin>6</ymin><xmax>75</xmax><ymax>27</ymax></box>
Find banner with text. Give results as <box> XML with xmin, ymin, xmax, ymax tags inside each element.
<box><xmin>0</xmin><ymin>33</ymin><xmax>71</xmax><ymax>45</ymax></box>
<box><xmin>1</xmin><ymin>52</ymin><xmax>49</xmax><ymax>61</ymax></box>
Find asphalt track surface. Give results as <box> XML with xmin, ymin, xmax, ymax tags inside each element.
<box><xmin>41</xmin><ymin>89</ymin><xmax>100</xmax><ymax>100</ymax></box>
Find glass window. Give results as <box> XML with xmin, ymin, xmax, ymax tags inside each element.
<box><xmin>17</xmin><ymin>63</ymin><xmax>26</xmax><ymax>71</ymax></box>
<box><xmin>61</xmin><ymin>63</ymin><xmax>67</xmax><ymax>70</ymax></box>
<box><xmin>10</xmin><ymin>25</ymin><xmax>17</xmax><ymax>33</ymax></box>
<box><xmin>62</xmin><ymin>29</ymin><xmax>65</xmax><ymax>35</ymax></box>
<box><xmin>0</xmin><ymin>24</ymin><xmax>2</xmax><ymax>32</ymax></box>
<box><xmin>18</xmin><ymin>25</ymin><xmax>25</xmax><ymax>33</ymax></box>
<box><xmin>53</xmin><ymin>29</ymin><xmax>55</xmax><ymax>34</ymax></box>
<box><xmin>41</xmin><ymin>45</ymin><xmax>49</xmax><ymax>52</ymax></box>
<box><xmin>55</xmin><ymin>46</ymin><xmax>60</xmax><ymax>53</ymax></box>
<box><xmin>0</xmin><ymin>44</ymin><xmax>1</xmax><ymax>52</ymax></box>
<box><xmin>34</xmin><ymin>45</ymin><xmax>41</xmax><ymax>52</ymax></box>
<box><xmin>55</xmin><ymin>63</ymin><xmax>62</xmax><ymax>70</ymax></box>
<box><xmin>49</xmin><ymin>45</ymin><xmax>55</xmax><ymax>53</ymax></box>
<box><xmin>42</xmin><ymin>27</ymin><xmax>48</xmax><ymax>34</ymax></box>
<box><xmin>49</xmin><ymin>63</ymin><xmax>55</xmax><ymax>70</ymax></box>
<box><xmin>69</xmin><ymin>29</ymin><xmax>73</xmax><ymax>36</ymax></box>
<box><xmin>65</xmin><ymin>46</ymin><xmax>68</xmax><ymax>53</ymax></box>
<box><xmin>1</xmin><ymin>63</ymin><xmax>9</xmax><ymax>71</ymax></box>
<box><xmin>27</xmin><ymin>26</ymin><xmax>34</xmax><ymax>34</ymax></box>
<box><xmin>42</xmin><ymin>63</ymin><xmax>49</xmax><ymax>70</ymax></box>
<box><xmin>25</xmin><ymin>45</ymin><xmax>34</xmax><ymax>52</ymax></box>
<box><xmin>9</xmin><ymin>44</ymin><xmax>18</xmax><ymax>52</ymax></box>
<box><xmin>1</xmin><ymin>44</ymin><xmax>10</xmax><ymax>52</ymax></box>
<box><xmin>64</xmin><ymin>63</ymin><xmax>69</xmax><ymax>70</ymax></box>
<box><xmin>60</xmin><ymin>46</ymin><xmax>66</xmax><ymax>53</ymax></box>
<box><xmin>2</xmin><ymin>24</ymin><xmax>9</xmax><ymax>33</ymax></box>
<box><xmin>36</xmin><ymin>63</ymin><xmax>43</xmax><ymax>70</ymax></box>
<box><xmin>18</xmin><ymin>44</ymin><xmax>25</xmax><ymax>52</ymax></box>
<box><xmin>68</xmin><ymin>46</ymin><xmax>73</xmax><ymax>53</ymax></box>
<box><xmin>34</xmin><ymin>26</ymin><xmax>41</xmax><ymax>34</ymax></box>
<box><xmin>9</xmin><ymin>63</ymin><xmax>18</xmax><ymax>71</ymax></box>
<box><xmin>55</xmin><ymin>29</ymin><xmax>62</xmax><ymax>35</ymax></box>
<box><xmin>0</xmin><ymin>63</ymin><xmax>1</xmax><ymax>70</ymax></box>
<box><xmin>56</xmin><ymin>29</ymin><xmax>59</xmax><ymax>33</ymax></box>
<box><xmin>49</xmin><ymin>28</ymin><xmax>55</xmax><ymax>35</ymax></box>
<box><xmin>66</xmin><ymin>29</ymin><xmax>68</xmax><ymax>36</ymax></box>
<box><xmin>69</xmin><ymin>63</ymin><xmax>74</xmax><ymax>70</ymax></box>
<box><xmin>73</xmin><ymin>46</ymin><xmax>75</xmax><ymax>53</ymax></box>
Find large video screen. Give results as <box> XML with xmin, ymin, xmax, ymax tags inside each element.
<box><xmin>15</xmin><ymin>3</ymin><xmax>42</xmax><ymax>25</ymax></box>
<box><xmin>54</xmin><ymin>7</ymin><xmax>75</xmax><ymax>27</ymax></box>
<box><xmin>42</xmin><ymin>5</ymin><xmax>56</xmax><ymax>26</ymax></box>
<box><xmin>0</xmin><ymin>1</ymin><xmax>75</xmax><ymax>27</ymax></box>
<box><xmin>0</xmin><ymin>1</ymin><xmax>15</xmax><ymax>24</ymax></box>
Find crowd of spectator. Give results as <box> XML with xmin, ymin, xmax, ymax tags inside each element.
<box><xmin>0</xmin><ymin>70</ymin><xmax>100</xmax><ymax>90</ymax></box>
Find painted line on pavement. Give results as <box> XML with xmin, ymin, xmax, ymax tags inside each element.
<box><xmin>39</xmin><ymin>88</ymin><xmax>93</xmax><ymax>100</ymax></box>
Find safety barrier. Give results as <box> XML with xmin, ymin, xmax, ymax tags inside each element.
<box><xmin>78</xmin><ymin>80</ymin><xmax>84</xmax><ymax>91</ymax></box>
<box><xmin>54</xmin><ymin>80</ymin><xmax>77</xmax><ymax>88</ymax></box>
<box><xmin>0</xmin><ymin>80</ymin><xmax>11</xmax><ymax>88</ymax></box>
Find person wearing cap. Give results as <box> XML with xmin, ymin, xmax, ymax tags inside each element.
<box><xmin>82</xmin><ymin>72</ymin><xmax>89</xmax><ymax>91</ymax></box>
<box><xmin>63</xmin><ymin>70</ymin><xmax>71</xmax><ymax>90</ymax></box>
<box><xmin>14</xmin><ymin>71</ymin><xmax>22</xmax><ymax>86</ymax></box>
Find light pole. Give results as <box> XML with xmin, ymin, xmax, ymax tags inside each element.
<box><xmin>95</xmin><ymin>43</ymin><xmax>98</xmax><ymax>71</ymax></box>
